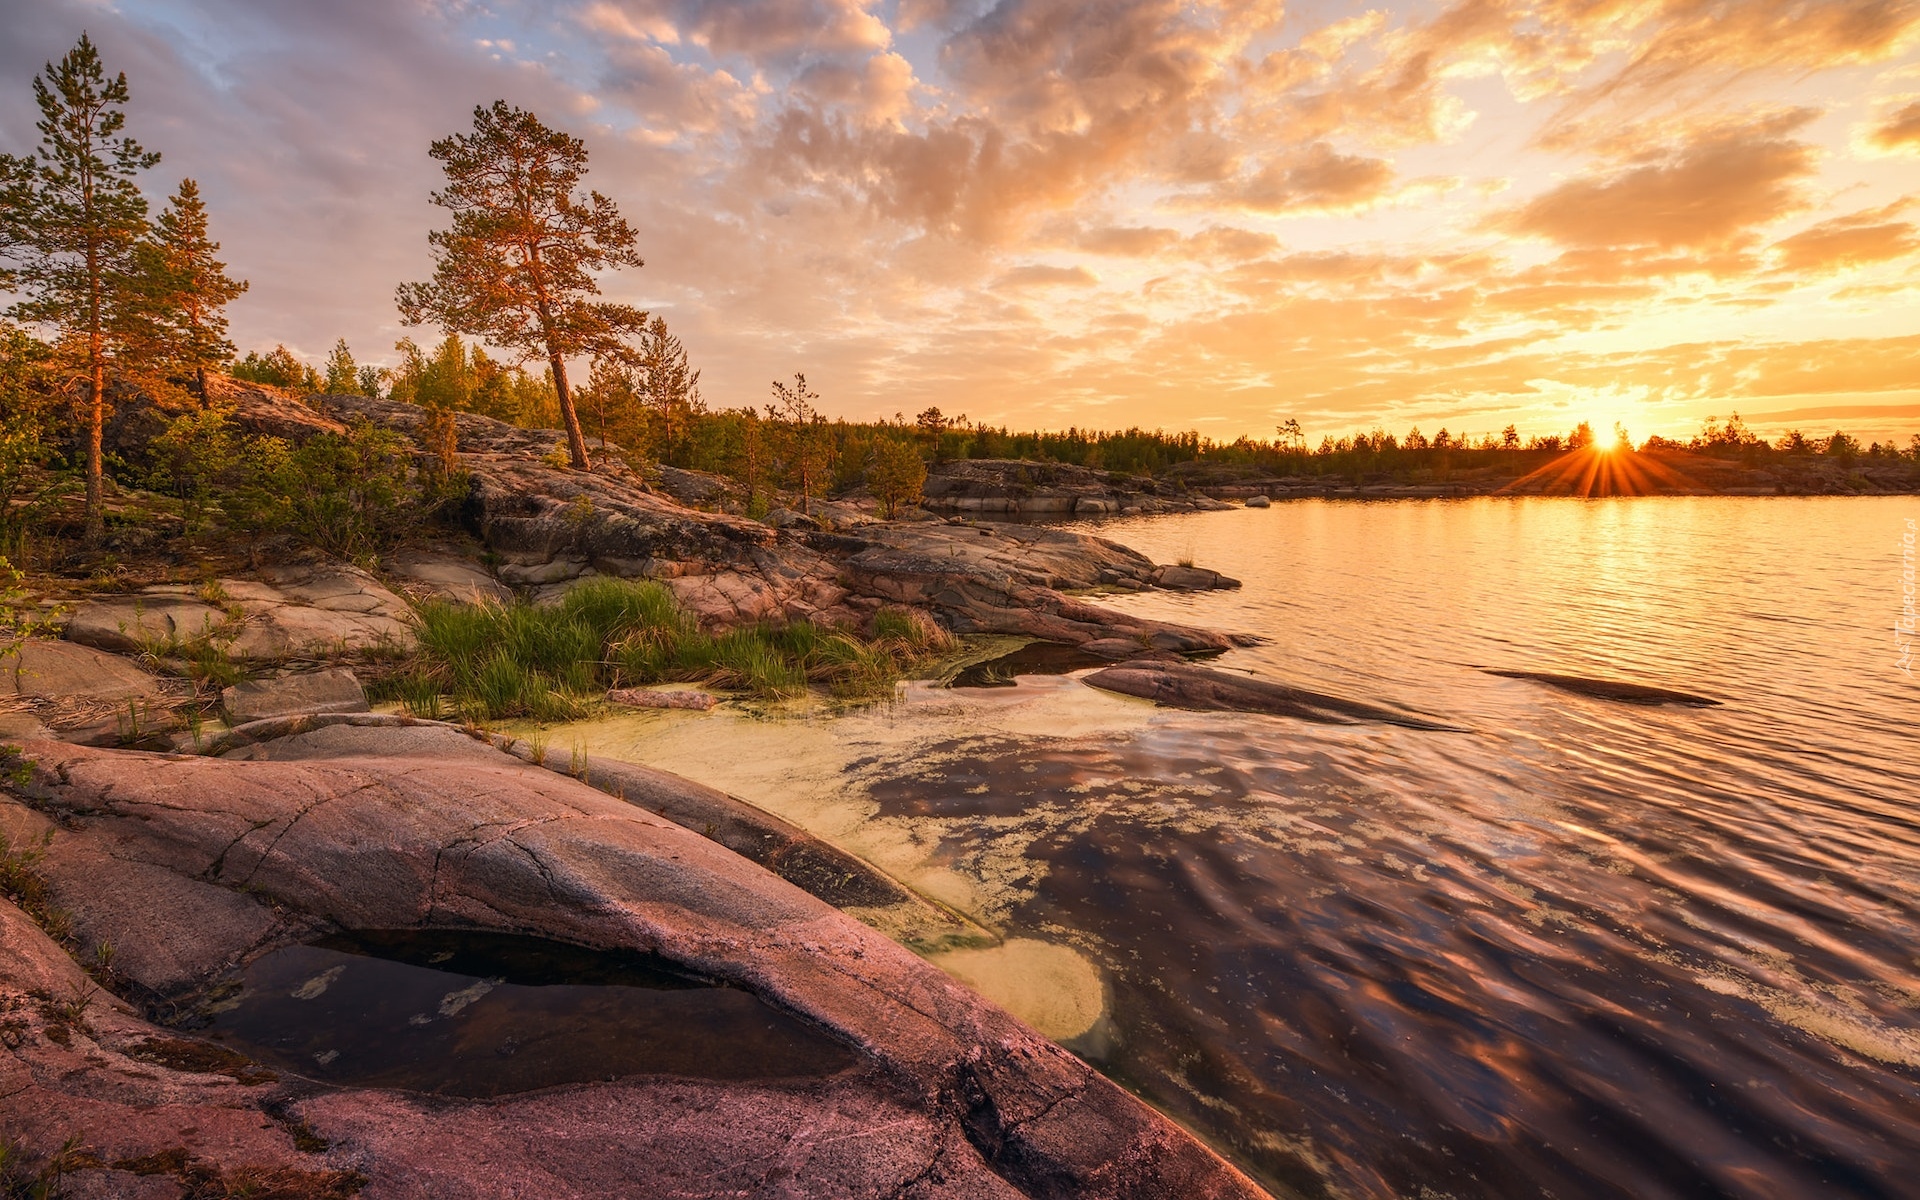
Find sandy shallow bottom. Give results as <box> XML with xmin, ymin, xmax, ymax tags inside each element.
<box><xmin>519</xmin><ymin>678</ymin><xmax>1134</xmax><ymax>1040</ymax></box>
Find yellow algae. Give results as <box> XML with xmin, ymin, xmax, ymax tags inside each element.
<box><xmin>929</xmin><ymin>938</ymin><xmax>1107</xmax><ymax>1041</ymax></box>
<box><xmin>523</xmin><ymin>672</ymin><xmax>1161</xmax><ymax>927</ymax></box>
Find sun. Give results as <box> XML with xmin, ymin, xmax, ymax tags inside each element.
<box><xmin>1588</xmin><ymin>414</ymin><xmax>1636</xmax><ymax>452</ymax></box>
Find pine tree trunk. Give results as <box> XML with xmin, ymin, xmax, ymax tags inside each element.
<box><xmin>549</xmin><ymin>348</ymin><xmax>592</xmax><ymax>471</ymax></box>
<box><xmin>86</xmin><ymin>357</ymin><xmax>106</xmax><ymax>546</ymax></box>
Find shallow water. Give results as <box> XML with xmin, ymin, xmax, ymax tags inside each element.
<box><xmin>203</xmin><ymin>929</ymin><xmax>855</xmax><ymax>1096</ymax></box>
<box><xmin>553</xmin><ymin>496</ymin><xmax>1920</xmax><ymax>1199</ymax></box>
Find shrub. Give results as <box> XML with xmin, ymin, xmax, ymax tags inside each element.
<box><xmin>147</xmin><ymin>403</ymin><xmax>244</xmax><ymax>535</ymax></box>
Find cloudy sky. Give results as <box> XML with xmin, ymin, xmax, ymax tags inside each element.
<box><xmin>4</xmin><ymin>0</ymin><xmax>1919</xmax><ymax>443</ymax></box>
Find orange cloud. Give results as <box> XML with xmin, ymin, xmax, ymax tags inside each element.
<box><xmin>1076</xmin><ymin>225</ymin><xmax>1182</xmax><ymax>255</ymax></box>
<box><xmin>1210</xmin><ymin>143</ymin><xmax>1397</xmax><ymax>214</ymax></box>
<box><xmin>992</xmin><ymin>263</ymin><xmax>1101</xmax><ymax>288</ymax></box>
<box><xmin>1770</xmin><ymin>199</ymin><xmax>1920</xmax><ymax>273</ymax></box>
<box><xmin>1869</xmin><ymin>98</ymin><xmax>1920</xmax><ymax>151</ymax></box>
<box><xmin>1496</xmin><ymin>110</ymin><xmax>1818</xmax><ymax>249</ymax></box>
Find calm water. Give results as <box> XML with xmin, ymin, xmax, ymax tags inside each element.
<box><xmin>571</xmin><ymin>496</ymin><xmax>1920</xmax><ymax>1199</ymax></box>
<box><xmin>203</xmin><ymin>930</ymin><xmax>853</xmax><ymax>1095</ymax></box>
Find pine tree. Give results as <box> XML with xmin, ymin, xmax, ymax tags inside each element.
<box><xmin>636</xmin><ymin>316</ymin><xmax>702</xmax><ymax>461</ymax></box>
<box><xmin>0</xmin><ymin>33</ymin><xmax>161</xmax><ymax>543</ymax></box>
<box><xmin>323</xmin><ymin>338</ymin><xmax>359</xmax><ymax>394</ymax></box>
<box><xmin>766</xmin><ymin>374</ymin><xmax>834</xmax><ymax>513</ymax></box>
<box><xmin>140</xmin><ymin>178</ymin><xmax>246</xmax><ymax>398</ymax></box>
<box><xmin>396</xmin><ymin>101</ymin><xmax>649</xmax><ymax>471</ymax></box>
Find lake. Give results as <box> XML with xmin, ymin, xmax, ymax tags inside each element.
<box><xmin>549</xmin><ymin>496</ymin><xmax>1920</xmax><ymax>1199</ymax></box>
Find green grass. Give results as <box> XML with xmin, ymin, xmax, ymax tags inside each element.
<box><xmin>381</xmin><ymin>580</ymin><xmax>953</xmax><ymax>721</ymax></box>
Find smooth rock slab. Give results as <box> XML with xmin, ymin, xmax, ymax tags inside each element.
<box><xmin>2</xmin><ymin>639</ymin><xmax>162</xmax><ymax>702</ymax></box>
<box><xmin>66</xmin><ymin>565</ymin><xmax>415</xmax><ymax>662</ymax></box>
<box><xmin>384</xmin><ymin>550</ymin><xmax>514</xmax><ymax>606</ymax></box>
<box><xmin>2</xmin><ymin>734</ymin><xmax>1270</xmax><ymax>1200</ymax></box>
<box><xmin>220</xmin><ymin>669</ymin><xmax>369</xmax><ymax>724</ymax></box>
<box><xmin>63</xmin><ymin>596</ymin><xmax>230</xmax><ymax>654</ymax></box>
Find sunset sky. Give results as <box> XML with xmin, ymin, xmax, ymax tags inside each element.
<box><xmin>4</xmin><ymin>0</ymin><xmax>1919</xmax><ymax>444</ymax></box>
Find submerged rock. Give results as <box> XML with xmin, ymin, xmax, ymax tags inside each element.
<box><xmin>1151</xmin><ymin>564</ymin><xmax>1242</xmax><ymax>591</ymax></box>
<box><xmin>1483</xmin><ymin>669</ymin><xmax>1721</xmax><ymax>707</ymax></box>
<box><xmin>605</xmin><ymin>687</ymin><xmax>718</xmax><ymax>711</ymax></box>
<box><xmin>0</xmin><ymin>730</ymin><xmax>1267</xmax><ymax>1198</ymax></box>
<box><xmin>1084</xmin><ymin>660</ymin><xmax>1464</xmax><ymax>730</ymax></box>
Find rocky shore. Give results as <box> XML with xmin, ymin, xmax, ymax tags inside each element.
<box><xmin>0</xmin><ymin>382</ymin><xmax>1286</xmax><ymax>1195</ymax></box>
<box><xmin>0</xmin><ymin>727</ymin><xmax>1267</xmax><ymax>1198</ymax></box>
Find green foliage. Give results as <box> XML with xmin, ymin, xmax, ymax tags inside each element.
<box><xmin>0</xmin><ymin>558</ymin><xmax>64</xmax><ymax>649</ymax></box>
<box><xmin>387</xmin><ymin>335</ymin><xmax>557</xmax><ymax>427</ymax></box>
<box><xmin>323</xmin><ymin>339</ymin><xmax>362</xmax><ymax>394</ymax></box>
<box><xmin>266</xmin><ymin>420</ymin><xmax>412</xmax><ymax>558</ymax></box>
<box><xmin>0</xmin><ymin>324</ymin><xmax>68</xmax><ymax>563</ymax></box>
<box><xmin>141</xmin><ymin>406</ymin><xmax>415</xmax><ymax>556</ymax></box>
<box><xmin>397</xmin><ymin>101</ymin><xmax>650</xmax><ymax>469</ymax></box>
<box><xmin>146</xmin><ymin>402</ymin><xmax>243</xmax><ymax>534</ymax></box>
<box><xmin>231</xmin><ymin>344</ymin><xmax>314</xmax><ymax>390</ymax></box>
<box><xmin>766</xmin><ymin>374</ymin><xmax>834</xmax><ymax>511</ymax></box>
<box><xmin>393</xmin><ymin>578</ymin><xmax>945</xmax><ymax>720</ymax></box>
<box><xmin>864</xmin><ymin>437</ymin><xmax>926</xmax><ymax>518</ymax></box>
<box><xmin>575</xmin><ymin>315</ymin><xmax>705</xmax><ymax>465</ymax></box>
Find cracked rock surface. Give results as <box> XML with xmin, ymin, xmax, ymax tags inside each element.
<box><xmin>0</xmin><ymin>730</ymin><xmax>1268</xmax><ymax>1199</ymax></box>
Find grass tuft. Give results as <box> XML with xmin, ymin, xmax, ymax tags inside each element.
<box><xmin>380</xmin><ymin>579</ymin><xmax>950</xmax><ymax>721</ymax></box>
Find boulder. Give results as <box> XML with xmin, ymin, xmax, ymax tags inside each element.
<box><xmin>3</xmin><ymin>639</ymin><xmax>162</xmax><ymax>702</ymax></box>
<box><xmin>173</xmin><ymin>393</ymin><xmax>1252</xmax><ymax>647</ymax></box>
<box><xmin>1244</xmin><ymin>495</ymin><xmax>1271</xmax><ymax>508</ymax></box>
<box><xmin>763</xmin><ymin>506</ymin><xmax>822</xmax><ymax>531</ymax></box>
<box><xmin>0</xmin><ymin>734</ymin><xmax>1269</xmax><ymax>1200</ymax></box>
<box><xmin>66</xmin><ymin>565</ymin><xmax>414</xmax><ymax>662</ymax></box>
<box><xmin>62</xmin><ymin>596</ymin><xmax>230</xmax><ymax>655</ymax></box>
<box><xmin>220</xmin><ymin>669</ymin><xmax>369</xmax><ymax>724</ymax></box>
<box><xmin>383</xmin><ymin>550</ymin><xmax>514</xmax><ymax>607</ymax></box>
<box><xmin>1481</xmin><ymin>669</ymin><xmax>1720</xmax><ymax>707</ymax></box>
<box><xmin>921</xmin><ymin>458</ymin><xmax>1210</xmax><ymax>516</ymax></box>
<box><xmin>0</xmin><ymin>712</ymin><xmax>52</xmax><ymax>741</ymax></box>
<box><xmin>1151</xmin><ymin>564</ymin><xmax>1242</xmax><ymax>591</ymax></box>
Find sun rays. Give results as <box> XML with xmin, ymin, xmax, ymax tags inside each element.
<box><xmin>1502</xmin><ymin>446</ymin><xmax>1706</xmax><ymax>497</ymax></box>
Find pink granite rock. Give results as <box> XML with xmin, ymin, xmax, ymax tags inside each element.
<box><xmin>0</xmin><ymin>732</ymin><xmax>1270</xmax><ymax>1199</ymax></box>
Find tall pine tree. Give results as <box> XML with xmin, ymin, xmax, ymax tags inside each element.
<box><xmin>140</xmin><ymin>178</ymin><xmax>247</xmax><ymax>398</ymax></box>
<box><xmin>396</xmin><ymin>101</ymin><xmax>649</xmax><ymax>471</ymax></box>
<box><xmin>0</xmin><ymin>33</ymin><xmax>160</xmax><ymax>543</ymax></box>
